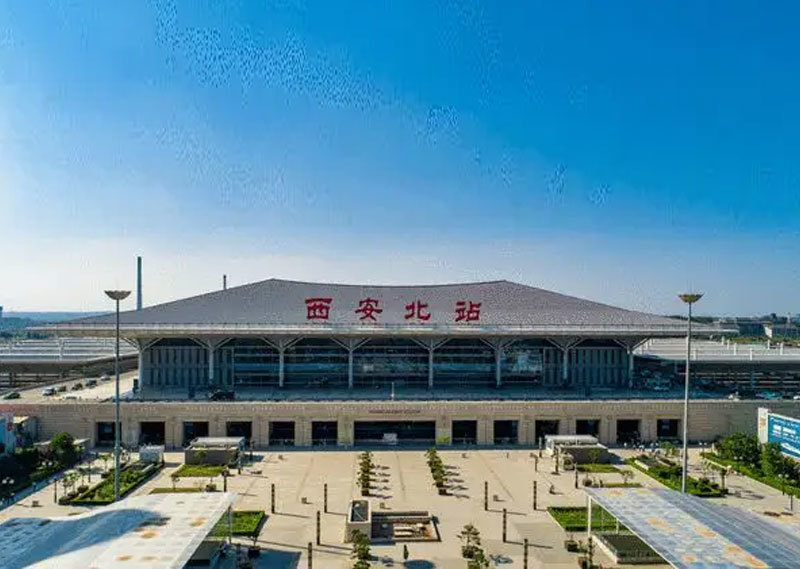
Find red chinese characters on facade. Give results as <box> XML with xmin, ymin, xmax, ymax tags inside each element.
<box><xmin>454</xmin><ymin>301</ymin><xmax>481</xmax><ymax>322</ymax></box>
<box><xmin>305</xmin><ymin>298</ymin><xmax>332</xmax><ymax>320</ymax></box>
<box><xmin>355</xmin><ymin>298</ymin><xmax>383</xmax><ymax>321</ymax></box>
<box><xmin>404</xmin><ymin>300</ymin><xmax>431</xmax><ymax>321</ymax></box>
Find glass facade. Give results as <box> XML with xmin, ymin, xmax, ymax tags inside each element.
<box><xmin>141</xmin><ymin>336</ymin><xmax>631</xmax><ymax>392</ymax></box>
<box><xmin>217</xmin><ymin>338</ymin><xmax>279</xmax><ymax>387</ymax></box>
<box><xmin>433</xmin><ymin>338</ymin><xmax>495</xmax><ymax>388</ymax></box>
<box><xmin>353</xmin><ymin>338</ymin><xmax>428</xmax><ymax>388</ymax></box>
<box><xmin>284</xmin><ymin>338</ymin><xmax>348</xmax><ymax>389</ymax></box>
<box><xmin>144</xmin><ymin>338</ymin><xmax>207</xmax><ymax>388</ymax></box>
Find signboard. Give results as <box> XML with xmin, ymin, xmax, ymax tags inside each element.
<box><xmin>766</xmin><ymin>412</ymin><xmax>800</xmax><ymax>460</ymax></box>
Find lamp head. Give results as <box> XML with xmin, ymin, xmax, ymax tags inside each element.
<box><xmin>104</xmin><ymin>290</ymin><xmax>131</xmax><ymax>301</ymax></box>
<box><xmin>678</xmin><ymin>293</ymin><xmax>703</xmax><ymax>305</ymax></box>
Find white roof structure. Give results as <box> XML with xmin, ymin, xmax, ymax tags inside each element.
<box><xmin>189</xmin><ymin>436</ymin><xmax>245</xmax><ymax>448</ymax></box>
<box><xmin>0</xmin><ymin>492</ymin><xmax>236</xmax><ymax>569</ymax></box>
<box><xmin>586</xmin><ymin>487</ymin><xmax>800</xmax><ymax>568</ymax></box>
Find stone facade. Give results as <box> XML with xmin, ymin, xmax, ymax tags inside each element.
<box><xmin>2</xmin><ymin>399</ymin><xmax>797</xmax><ymax>450</ymax></box>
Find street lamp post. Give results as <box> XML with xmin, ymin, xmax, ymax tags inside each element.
<box><xmin>105</xmin><ymin>289</ymin><xmax>130</xmax><ymax>502</ymax></box>
<box><xmin>678</xmin><ymin>293</ymin><xmax>703</xmax><ymax>494</ymax></box>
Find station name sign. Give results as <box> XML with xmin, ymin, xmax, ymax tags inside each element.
<box><xmin>304</xmin><ymin>297</ymin><xmax>482</xmax><ymax>323</ymax></box>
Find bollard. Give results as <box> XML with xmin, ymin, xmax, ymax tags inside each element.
<box><xmin>524</xmin><ymin>538</ymin><xmax>529</xmax><ymax>569</ymax></box>
<box><xmin>502</xmin><ymin>508</ymin><xmax>507</xmax><ymax>543</ymax></box>
<box><xmin>538</xmin><ymin>437</ymin><xmax>543</xmax><ymax>458</ymax></box>
<box><xmin>534</xmin><ymin>456</ymin><xmax>538</xmax><ymax>472</ymax></box>
<box><xmin>316</xmin><ymin>510</ymin><xmax>321</xmax><ymax>545</ymax></box>
<box><xmin>574</xmin><ymin>468</ymin><xmax>579</xmax><ymax>489</ymax></box>
<box><xmin>484</xmin><ymin>481</ymin><xmax>488</xmax><ymax>511</ymax></box>
<box><xmin>307</xmin><ymin>542</ymin><xmax>313</xmax><ymax>569</ymax></box>
<box><xmin>271</xmin><ymin>483</ymin><xmax>276</xmax><ymax>514</ymax></box>
<box><xmin>324</xmin><ymin>483</ymin><xmax>328</xmax><ymax>513</ymax></box>
<box><xmin>533</xmin><ymin>480</ymin><xmax>538</xmax><ymax>511</ymax></box>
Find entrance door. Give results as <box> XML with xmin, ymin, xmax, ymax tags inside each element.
<box><xmin>269</xmin><ymin>421</ymin><xmax>295</xmax><ymax>446</ymax></box>
<box><xmin>616</xmin><ymin>419</ymin><xmax>641</xmax><ymax>444</ymax></box>
<box><xmin>182</xmin><ymin>421</ymin><xmax>209</xmax><ymax>447</ymax></box>
<box><xmin>312</xmin><ymin>421</ymin><xmax>338</xmax><ymax>446</ymax></box>
<box><xmin>534</xmin><ymin>420</ymin><xmax>560</xmax><ymax>446</ymax></box>
<box><xmin>139</xmin><ymin>421</ymin><xmax>166</xmax><ymax>445</ymax></box>
<box><xmin>226</xmin><ymin>421</ymin><xmax>253</xmax><ymax>443</ymax></box>
<box><xmin>452</xmin><ymin>420</ymin><xmax>478</xmax><ymax>445</ymax></box>
<box><xmin>353</xmin><ymin>421</ymin><xmax>436</xmax><ymax>446</ymax></box>
<box><xmin>494</xmin><ymin>420</ymin><xmax>519</xmax><ymax>445</ymax></box>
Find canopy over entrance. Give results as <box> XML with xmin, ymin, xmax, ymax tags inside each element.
<box><xmin>586</xmin><ymin>487</ymin><xmax>800</xmax><ymax>569</ymax></box>
<box><xmin>0</xmin><ymin>491</ymin><xmax>236</xmax><ymax>569</ymax></box>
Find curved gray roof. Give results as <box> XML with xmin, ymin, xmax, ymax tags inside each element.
<box><xmin>43</xmin><ymin>279</ymin><xmax>703</xmax><ymax>338</ymax></box>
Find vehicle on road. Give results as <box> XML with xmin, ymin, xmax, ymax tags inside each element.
<box><xmin>41</xmin><ymin>387</ymin><xmax>56</xmax><ymax>396</ymax></box>
<box><xmin>2</xmin><ymin>391</ymin><xmax>21</xmax><ymax>400</ymax></box>
<box><xmin>86</xmin><ymin>379</ymin><xmax>98</xmax><ymax>388</ymax></box>
<box><xmin>56</xmin><ymin>385</ymin><xmax>68</xmax><ymax>393</ymax></box>
<box><xmin>71</xmin><ymin>382</ymin><xmax>84</xmax><ymax>391</ymax></box>
<box><xmin>208</xmin><ymin>389</ymin><xmax>235</xmax><ymax>401</ymax></box>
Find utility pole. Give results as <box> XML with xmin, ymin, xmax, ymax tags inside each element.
<box><xmin>484</xmin><ymin>481</ymin><xmax>488</xmax><ymax>511</ymax></box>
<box><xmin>502</xmin><ymin>508</ymin><xmax>508</xmax><ymax>543</ymax></box>
<box><xmin>271</xmin><ymin>483</ymin><xmax>276</xmax><ymax>513</ymax></box>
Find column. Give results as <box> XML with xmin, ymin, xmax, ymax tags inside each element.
<box><xmin>435</xmin><ymin>416</ymin><xmax>451</xmax><ymax>445</ymax></box>
<box><xmin>279</xmin><ymin>348</ymin><xmax>285</xmax><ymax>388</ymax></box>
<box><xmin>561</xmin><ymin>348</ymin><xmax>569</xmax><ymax>383</ymax></box>
<box><xmin>338</xmin><ymin>417</ymin><xmax>354</xmax><ymax>446</ymax></box>
<box><xmin>428</xmin><ymin>348</ymin><xmax>434</xmax><ymax>389</ymax></box>
<box><xmin>628</xmin><ymin>349</ymin><xmax>635</xmax><ymax>386</ymax></box>
<box><xmin>208</xmin><ymin>344</ymin><xmax>215</xmax><ymax>386</ymax></box>
<box><xmin>476</xmin><ymin>417</ymin><xmax>492</xmax><ymax>445</ymax></box>
<box><xmin>348</xmin><ymin>349</ymin><xmax>354</xmax><ymax>389</ymax></box>
<box><xmin>137</xmin><ymin>345</ymin><xmax>145</xmax><ymax>386</ymax></box>
<box><xmin>495</xmin><ymin>344</ymin><xmax>503</xmax><ymax>388</ymax></box>
<box><xmin>296</xmin><ymin>419</ymin><xmax>312</xmax><ymax>447</ymax></box>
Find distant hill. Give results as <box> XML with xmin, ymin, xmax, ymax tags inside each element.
<box><xmin>3</xmin><ymin>312</ymin><xmax>106</xmax><ymax>322</ymax></box>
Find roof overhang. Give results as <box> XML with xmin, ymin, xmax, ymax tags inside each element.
<box><xmin>34</xmin><ymin>322</ymin><xmax>718</xmax><ymax>339</ymax></box>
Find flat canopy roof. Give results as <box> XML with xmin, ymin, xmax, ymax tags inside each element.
<box><xmin>586</xmin><ymin>487</ymin><xmax>800</xmax><ymax>568</ymax></box>
<box><xmin>0</xmin><ymin>491</ymin><xmax>236</xmax><ymax>569</ymax></box>
<box><xmin>39</xmin><ymin>278</ymin><xmax>715</xmax><ymax>339</ymax></box>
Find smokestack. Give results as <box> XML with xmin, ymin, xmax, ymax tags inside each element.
<box><xmin>136</xmin><ymin>256</ymin><xmax>143</xmax><ymax>310</ymax></box>
<box><xmin>223</xmin><ymin>274</ymin><xmax>227</xmax><ymax>290</ymax></box>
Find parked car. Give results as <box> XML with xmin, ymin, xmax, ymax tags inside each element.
<box><xmin>756</xmin><ymin>391</ymin><xmax>781</xmax><ymax>400</ymax></box>
<box><xmin>41</xmin><ymin>387</ymin><xmax>56</xmax><ymax>396</ymax></box>
<box><xmin>100</xmin><ymin>374</ymin><xmax>111</xmax><ymax>382</ymax></box>
<box><xmin>208</xmin><ymin>389</ymin><xmax>235</xmax><ymax>401</ymax></box>
<box><xmin>56</xmin><ymin>385</ymin><xmax>68</xmax><ymax>393</ymax></box>
<box><xmin>86</xmin><ymin>379</ymin><xmax>98</xmax><ymax>388</ymax></box>
<box><xmin>2</xmin><ymin>391</ymin><xmax>20</xmax><ymax>400</ymax></box>
<box><xmin>71</xmin><ymin>382</ymin><xmax>84</xmax><ymax>391</ymax></box>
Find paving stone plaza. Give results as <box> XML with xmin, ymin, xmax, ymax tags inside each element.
<box><xmin>2</xmin><ymin>446</ymin><xmax>798</xmax><ymax>569</ymax></box>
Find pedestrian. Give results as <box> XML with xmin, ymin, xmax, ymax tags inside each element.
<box><xmin>403</xmin><ymin>544</ymin><xmax>409</xmax><ymax>561</ymax></box>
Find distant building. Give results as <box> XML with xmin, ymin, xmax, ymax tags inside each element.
<box><xmin>765</xmin><ymin>323</ymin><xmax>800</xmax><ymax>339</ymax></box>
<box><xmin>714</xmin><ymin>317</ymin><xmax>765</xmax><ymax>336</ymax></box>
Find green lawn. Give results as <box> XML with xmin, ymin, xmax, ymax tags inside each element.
<box><xmin>173</xmin><ymin>464</ymin><xmax>225</xmax><ymax>477</ymax></box>
<box><xmin>626</xmin><ymin>458</ymin><xmax>725</xmax><ymax>498</ymax></box>
<box><xmin>576</xmin><ymin>463</ymin><xmax>621</xmax><ymax>473</ymax></box>
<box><xmin>212</xmin><ymin>510</ymin><xmax>266</xmax><ymax>537</ymax></box>
<box><xmin>703</xmin><ymin>453</ymin><xmax>800</xmax><ymax>497</ymax></box>
<box><xmin>150</xmin><ymin>487</ymin><xmax>204</xmax><ymax>494</ymax></box>
<box><xmin>548</xmin><ymin>506</ymin><xmax>624</xmax><ymax>532</ymax></box>
<box><xmin>67</xmin><ymin>461</ymin><xmax>162</xmax><ymax>505</ymax></box>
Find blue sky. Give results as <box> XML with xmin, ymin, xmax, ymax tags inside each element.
<box><xmin>1</xmin><ymin>2</ymin><xmax>798</xmax><ymax>314</ymax></box>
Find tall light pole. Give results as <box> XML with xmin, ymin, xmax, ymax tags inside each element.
<box><xmin>105</xmin><ymin>289</ymin><xmax>130</xmax><ymax>502</ymax></box>
<box><xmin>678</xmin><ymin>292</ymin><xmax>703</xmax><ymax>493</ymax></box>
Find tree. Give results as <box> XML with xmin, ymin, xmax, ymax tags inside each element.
<box><xmin>762</xmin><ymin>442</ymin><xmax>788</xmax><ymax>478</ymax></box>
<box><xmin>50</xmin><ymin>432</ymin><xmax>78</xmax><ymax>468</ymax></box>
<box><xmin>350</xmin><ymin>529</ymin><xmax>371</xmax><ymax>564</ymax></box>
<box><xmin>619</xmin><ymin>469</ymin><xmax>634</xmax><ymax>486</ymax></box>
<box><xmin>98</xmin><ymin>453</ymin><xmax>111</xmax><ymax>474</ymax></box>
<box><xmin>171</xmin><ymin>473</ymin><xmax>179</xmax><ymax>490</ymax></box>
<box><xmin>467</xmin><ymin>547</ymin><xmax>490</xmax><ymax>569</ymax></box>
<box><xmin>587</xmin><ymin>448</ymin><xmax>601</xmax><ymax>465</ymax></box>
<box><xmin>459</xmin><ymin>523</ymin><xmax>482</xmax><ymax>559</ymax></box>
<box><xmin>659</xmin><ymin>441</ymin><xmax>676</xmax><ymax>458</ymax></box>
<box><xmin>719</xmin><ymin>433</ymin><xmax>760</xmax><ymax>466</ymax></box>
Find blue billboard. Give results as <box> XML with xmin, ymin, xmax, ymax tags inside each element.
<box><xmin>767</xmin><ymin>414</ymin><xmax>800</xmax><ymax>460</ymax></box>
